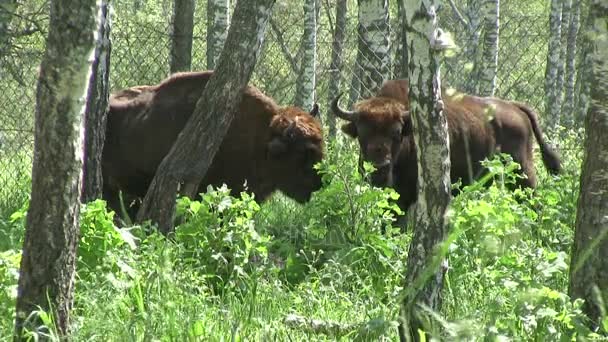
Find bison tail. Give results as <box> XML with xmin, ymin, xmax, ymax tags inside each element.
<box><xmin>513</xmin><ymin>102</ymin><xmax>562</xmax><ymax>175</ymax></box>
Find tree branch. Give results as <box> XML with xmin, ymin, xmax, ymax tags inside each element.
<box><xmin>447</xmin><ymin>0</ymin><xmax>468</xmax><ymax>28</ymax></box>
<box><xmin>269</xmin><ymin>16</ymin><xmax>299</xmax><ymax>74</ymax></box>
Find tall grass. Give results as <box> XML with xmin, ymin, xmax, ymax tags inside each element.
<box><xmin>0</xmin><ymin>132</ymin><xmax>605</xmax><ymax>340</ymax></box>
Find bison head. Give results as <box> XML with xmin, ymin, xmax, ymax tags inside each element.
<box><xmin>332</xmin><ymin>93</ymin><xmax>410</xmax><ymax>187</ymax></box>
<box><xmin>267</xmin><ymin>104</ymin><xmax>323</xmax><ymax>203</ymax></box>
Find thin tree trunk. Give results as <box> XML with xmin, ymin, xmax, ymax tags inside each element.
<box><xmin>394</xmin><ymin>0</ymin><xmax>408</xmax><ymax>79</ymax></box>
<box><xmin>0</xmin><ymin>0</ymin><xmax>19</xmax><ymax>58</ymax></box>
<box><xmin>82</xmin><ymin>0</ymin><xmax>111</xmax><ymax>203</ymax></box>
<box><xmin>170</xmin><ymin>0</ymin><xmax>194</xmax><ymax>73</ymax></box>
<box><xmin>399</xmin><ymin>1</ymin><xmax>450</xmax><ymax>341</ymax></box>
<box><xmin>477</xmin><ymin>0</ymin><xmax>500</xmax><ymax>97</ymax></box>
<box><xmin>137</xmin><ymin>0</ymin><xmax>275</xmax><ymax>234</ymax></box>
<box><xmin>294</xmin><ymin>0</ymin><xmax>317</xmax><ymax>111</ymax></box>
<box><xmin>545</xmin><ymin>0</ymin><xmax>563</xmax><ymax>128</ymax></box>
<box><xmin>356</xmin><ymin>0</ymin><xmax>391</xmax><ymax>98</ymax></box>
<box><xmin>568</xmin><ymin>0</ymin><xmax>608</xmax><ymax>330</ymax></box>
<box><xmin>206</xmin><ymin>0</ymin><xmax>230</xmax><ymax>69</ymax></box>
<box><xmin>561</xmin><ymin>0</ymin><xmax>580</xmax><ymax>127</ymax></box>
<box><xmin>554</xmin><ymin>0</ymin><xmax>571</xmax><ymax>120</ymax></box>
<box><xmin>464</xmin><ymin>0</ymin><xmax>482</xmax><ymax>93</ymax></box>
<box><xmin>14</xmin><ymin>0</ymin><xmax>99</xmax><ymax>338</ymax></box>
<box><xmin>326</xmin><ymin>0</ymin><xmax>347</xmax><ymax>138</ymax></box>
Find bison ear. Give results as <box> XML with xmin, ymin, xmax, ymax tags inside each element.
<box><xmin>341</xmin><ymin>122</ymin><xmax>358</xmax><ymax>138</ymax></box>
<box><xmin>309</xmin><ymin>103</ymin><xmax>320</xmax><ymax>117</ymax></box>
<box><xmin>267</xmin><ymin>137</ymin><xmax>288</xmax><ymax>158</ymax></box>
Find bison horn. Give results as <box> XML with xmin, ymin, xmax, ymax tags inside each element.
<box><xmin>309</xmin><ymin>103</ymin><xmax>320</xmax><ymax>117</ymax></box>
<box><xmin>331</xmin><ymin>93</ymin><xmax>358</xmax><ymax>121</ymax></box>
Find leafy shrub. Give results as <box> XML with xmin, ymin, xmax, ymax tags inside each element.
<box><xmin>174</xmin><ymin>185</ymin><xmax>270</xmax><ymax>293</ymax></box>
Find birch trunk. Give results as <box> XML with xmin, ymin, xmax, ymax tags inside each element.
<box><xmin>137</xmin><ymin>0</ymin><xmax>275</xmax><ymax>234</ymax></box>
<box><xmin>170</xmin><ymin>0</ymin><xmax>194</xmax><ymax>73</ymax></box>
<box><xmin>545</xmin><ymin>0</ymin><xmax>563</xmax><ymax>128</ymax></box>
<box><xmin>82</xmin><ymin>0</ymin><xmax>111</xmax><ymax>202</ymax></box>
<box><xmin>477</xmin><ymin>0</ymin><xmax>500</xmax><ymax>97</ymax></box>
<box><xmin>464</xmin><ymin>0</ymin><xmax>482</xmax><ymax>93</ymax></box>
<box><xmin>294</xmin><ymin>0</ymin><xmax>317</xmax><ymax>111</ymax></box>
<box><xmin>326</xmin><ymin>0</ymin><xmax>347</xmax><ymax>137</ymax></box>
<box><xmin>399</xmin><ymin>0</ymin><xmax>451</xmax><ymax>340</ymax></box>
<box><xmin>568</xmin><ymin>0</ymin><xmax>608</xmax><ymax>329</ymax></box>
<box><xmin>14</xmin><ymin>0</ymin><xmax>99</xmax><ymax>338</ymax></box>
<box><xmin>356</xmin><ymin>0</ymin><xmax>391</xmax><ymax>98</ymax></box>
<box><xmin>206</xmin><ymin>0</ymin><xmax>230</xmax><ymax>69</ymax></box>
<box><xmin>394</xmin><ymin>0</ymin><xmax>408</xmax><ymax>78</ymax></box>
<box><xmin>554</xmin><ymin>0</ymin><xmax>572</xmax><ymax>121</ymax></box>
<box><xmin>561</xmin><ymin>0</ymin><xmax>580</xmax><ymax>126</ymax></box>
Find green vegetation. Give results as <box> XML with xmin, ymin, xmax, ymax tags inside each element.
<box><xmin>2</xmin><ymin>132</ymin><xmax>605</xmax><ymax>340</ymax></box>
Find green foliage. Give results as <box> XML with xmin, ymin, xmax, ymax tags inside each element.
<box><xmin>174</xmin><ymin>185</ymin><xmax>269</xmax><ymax>293</ymax></box>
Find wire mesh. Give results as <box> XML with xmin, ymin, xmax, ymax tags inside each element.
<box><xmin>0</xmin><ymin>0</ymin><xmax>554</xmax><ymax>213</ymax></box>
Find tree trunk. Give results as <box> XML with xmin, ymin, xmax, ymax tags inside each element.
<box><xmin>464</xmin><ymin>0</ymin><xmax>482</xmax><ymax>93</ymax></box>
<box><xmin>13</xmin><ymin>0</ymin><xmax>99</xmax><ymax>338</ymax></box>
<box><xmin>170</xmin><ymin>0</ymin><xmax>194</xmax><ymax>73</ymax></box>
<box><xmin>399</xmin><ymin>1</ymin><xmax>451</xmax><ymax>341</ymax></box>
<box><xmin>206</xmin><ymin>0</ymin><xmax>230</xmax><ymax>69</ymax></box>
<box><xmin>394</xmin><ymin>0</ymin><xmax>408</xmax><ymax>79</ymax></box>
<box><xmin>477</xmin><ymin>0</ymin><xmax>500</xmax><ymax>97</ymax></box>
<box><xmin>326</xmin><ymin>0</ymin><xmax>347</xmax><ymax>138</ymax></box>
<box><xmin>568</xmin><ymin>0</ymin><xmax>608</xmax><ymax>330</ymax></box>
<box><xmin>545</xmin><ymin>0</ymin><xmax>563</xmax><ymax>129</ymax></box>
<box><xmin>561</xmin><ymin>0</ymin><xmax>580</xmax><ymax>127</ymax></box>
<box><xmin>0</xmin><ymin>0</ymin><xmax>19</xmax><ymax>58</ymax></box>
<box><xmin>294</xmin><ymin>0</ymin><xmax>317</xmax><ymax>111</ymax></box>
<box><xmin>82</xmin><ymin>0</ymin><xmax>111</xmax><ymax>203</ymax></box>
<box><xmin>356</xmin><ymin>0</ymin><xmax>391</xmax><ymax>98</ymax></box>
<box><xmin>554</xmin><ymin>0</ymin><xmax>571</xmax><ymax>122</ymax></box>
<box><xmin>137</xmin><ymin>0</ymin><xmax>275</xmax><ymax>234</ymax></box>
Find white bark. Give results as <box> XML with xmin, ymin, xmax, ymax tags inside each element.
<box><xmin>206</xmin><ymin>0</ymin><xmax>230</xmax><ymax>69</ymax></box>
<box><xmin>478</xmin><ymin>0</ymin><xmax>500</xmax><ymax>97</ymax></box>
<box><xmin>561</xmin><ymin>0</ymin><xmax>580</xmax><ymax>125</ymax></box>
<box><xmin>400</xmin><ymin>0</ymin><xmax>450</xmax><ymax>340</ymax></box>
<box><xmin>294</xmin><ymin>0</ymin><xmax>317</xmax><ymax>111</ymax></box>
<box><xmin>357</xmin><ymin>0</ymin><xmax>391</xmax><ymax>98</ymax></box>
<box><xmin>545</xmin><ymin>0</ymin><xmax>564</xmax><ymax>128</ymax></box>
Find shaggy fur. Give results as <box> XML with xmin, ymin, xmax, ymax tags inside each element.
<box><xmin>103</xmin><ymin>71</ymin><xmax>324</xmax><ymax>217</ymax></box>
<box><xmin>335</xmin><ymin>79</ymin><xmax>561</xmax><ymax>211</ymax></box>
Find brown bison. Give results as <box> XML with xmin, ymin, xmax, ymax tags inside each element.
<box><xmin>332</xmin><ymin>79</ymin><xmax>561</xmax><ymax>211</ymax></box>
<box><xmin>103</xmin><ymin>71</ymin><xmax>324</xmax><ymax>217</ymax></box>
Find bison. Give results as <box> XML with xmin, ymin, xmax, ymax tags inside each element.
<box><xmin>332</xmin><ymin>79</ymin><xmax>561</xmax><ymax>212</ymax></box>
<box><xmin>102</xmin><ymin>71</ymin><xmax>324</xmax><ymax>218</ymax></box>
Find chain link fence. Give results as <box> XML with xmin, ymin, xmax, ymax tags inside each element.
<box><xmin>0</xmin><ymin>0</ymin><xmax>552</xmax><ymax>214</ymax></box>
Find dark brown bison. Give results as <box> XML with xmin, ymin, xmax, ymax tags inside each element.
<box><xmin>103</xmin><ymin>71</ymin><xmax>324</xmax><ymax>217</ymax></box>
<box><xmin>332</xmin><ymin>79</ymin><xmax>561</xmax><ymax>211</ymax></box>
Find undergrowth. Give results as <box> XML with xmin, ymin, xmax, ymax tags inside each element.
<box><xmin>0</xmin><ymin>132</ymin><xmax>606</xmax><ymax>340</ymax></box>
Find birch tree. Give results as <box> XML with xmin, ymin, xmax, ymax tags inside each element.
<box><xmin>326</xmin><ymin>0</ymin><xmax>347</xmax><ymax>137</ymax></box>
<box><xmin>477</xmin><ymin>0</ymin><xmax>500</xmax><ymax>97</ymax></box>
<box><xmin>137</xmin><ymin>0</ymin><xmax>275</xmax><ymax>233</ymax></box>
<box><xmin>82</xmin><ymin>0</ymin><xmax>111</xmax><ymax>202</ymax></box>
<box><xmin>356</xmin><ymin>0</ymin><xmax>391</xmax><ymax>98</ymax></box>
<box><xmin>0</xmin><ymin>0</ymin><xmax>19</xmax><ymax>58</ymax></box>
<box><xmin>545</xmin><ymin>0</ymin><xmax>563</xmax><ymax>128</ymax></box>
<box><xmin>561</xmin><ymin>0</ymin><xmax>580</xmax><ymax>126</ymax></box>
<box><xmin>294</xmin><ymin>0</ymin><xmax>317</xmax><ymax>111</ymax></box>
<box><xmin>207</xmin><ymin>0</ymin><xmax>230</xmax><ymax>69</ymax></box>
<box><xmin>568</xmin><ymin>0</ymin><xmax>608</xmax><ymax>330</ymax></box>
<box><xmin>554</xmin><ymin>0</ymin><xmax>572</xmax><ymax>119</ymax></box>
<box><xmin>394</xmin><ymin>0</ymin><xmax>408</xmax><ymax>78</ymax></box>
<box><xmin>399</xmin><ymin>0</ymin><xmax>451</xmax><ymax>340</ymax></box>
<box><xmin>14</xmin><ymin>0</ymin><xmax>99</xmax><ymax>338</ymax></box>
<box><xmin>170</xmin><ymin>0</ymin><xmax>194</xmax><ymax>73</ymax></box>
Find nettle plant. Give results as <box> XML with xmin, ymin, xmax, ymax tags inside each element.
<box><xmin>174</xmin><ymin>185</ymin><xmax>270</xmax><ymax>293</ymax></box>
